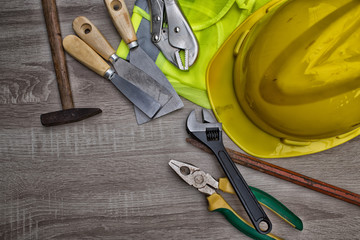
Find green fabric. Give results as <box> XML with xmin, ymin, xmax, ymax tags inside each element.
<box><xmin>117</xmin><ymin>0</ymin><xmax>272</xmax><ymax>108</ymax></box>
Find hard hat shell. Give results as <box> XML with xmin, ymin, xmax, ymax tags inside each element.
<box><xmin>207</xmin><ymin>0</ymin><xmax>360</xmax><ymax>158</ymax></box>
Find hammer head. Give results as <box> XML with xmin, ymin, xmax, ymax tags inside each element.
<box><xmin>41</xmin><ymin>108</ymin><xmax>102</xmax><ymax>127</ymax></box>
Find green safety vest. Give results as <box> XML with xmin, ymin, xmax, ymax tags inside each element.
<box><xmin>117</xmin><ymin>0</ymin><xmax>271</xmax><ymax>108</ymax></box>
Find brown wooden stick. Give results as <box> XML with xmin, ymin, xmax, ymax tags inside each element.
<box><xmin>42</xmin><ymin>0</ymin><xmax>73</xmax><ymax>110</ymax></box>
<box><xmin>186</xmin><ymin>138</ymin><xmax>360</xmax><ymax>207</ymax></box>
<box><xmin>40</xmin><ymin>0</ymin><xmax>102</xmax><ymax>127</ymax></box>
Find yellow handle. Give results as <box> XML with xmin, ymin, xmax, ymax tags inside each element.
<box><xmin>73</xmin><ymin>16</ymin><xmax>116</xmax><ymax>61</ymax></box>
<box><xmin>219</xmin><ymin>177</ymin><xmax>236</xmax><ymax>194</ymax></box>
<box><xmin>63</xmin><ymin>35</ymin><xmax>110</xmax><ymax>77</ymax></box>
<box><xmin>104</xmin><ymin>0</ymin><xmax>137</xmax><ymax>44</ymax></box>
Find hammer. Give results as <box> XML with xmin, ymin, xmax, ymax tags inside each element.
<box><xmin>40</xmin><ymin>0</ymin><xmax>101</xmax><ymax>126</ymax></box>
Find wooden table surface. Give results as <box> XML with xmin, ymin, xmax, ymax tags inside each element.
<box><xmin>0</xmin><ymin>0</ymin><xmax>359</xmax><ymax>239</ymax></box>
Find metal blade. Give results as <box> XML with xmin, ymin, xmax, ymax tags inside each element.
<box><xmin>113</xmin><ymin>58</ymin><xmax>172</xmax><ymax>106</ymax></box>
<box><xmin>129</xmin><ymin>46</ymin><xmax>184</xmax><ymax>124</ymax></box>
<box><xmin>109</xmin><ymin>72</ymin><xmax>161</xmax><ymax>118</ymax></box>
<box><xmin>113</xmin><ymin>57</ymin><xmax>174</xmax><ymax>124</ymax></box>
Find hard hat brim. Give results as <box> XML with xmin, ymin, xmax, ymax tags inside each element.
<box><xmin>206</xmin><ymin>0</ymin><xmax>360</xmax><ymax>158</ymax></box>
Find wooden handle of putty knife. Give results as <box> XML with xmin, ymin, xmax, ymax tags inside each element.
<box><xmin>42</xmin><ymin>0</ymin><xmax>74</xmax><ymax>110</ymax></box>
<box><xmin>104</xmin><ymin>0</ymin><xmax>138</xmax><ymax>45</ymax></box>
<box><xmin>73</xmin><ymin>16</ymin><xmax>116</xmax><ymax>60</ymax></box>
<box><xmin>63</xmin><ymin>35</ymin><xmax>111</xmax><ymax>77</ymax></box>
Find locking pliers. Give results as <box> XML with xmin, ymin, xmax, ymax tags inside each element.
<box><xmin>148</xmin><ymin>0</ymin><xmax>198</xmax><ymax>70</ymax></box>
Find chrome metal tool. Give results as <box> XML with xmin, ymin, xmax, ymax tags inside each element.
<box><xmin>72</xmin><ymin>16</ymin><xmax>173</xmax><ymax>124</ymax></box>
<box><xmin>104</xmin><ymin>0</ymin><xmax>184</xmax><ymax>124</ymax></box>
<box><xmin>186</xmin><ymin>109</ymin><xmax>272</xmax><ymax>235</ymax></box>
<box><xmin>148</xmin><ymin>0</ymin><xmax>198</xmax><ymax>70</ymax></box>
<box><xmin>169</xmin><ymin>159</ymin><xmax>302</xmax><ymax>240</ymax></box>
<box><xmin>63</xmin><ymin>35</ymin><xmax>161</xmax><ymax>119</ymax></box>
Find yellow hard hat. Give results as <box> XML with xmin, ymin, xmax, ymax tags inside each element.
<box><xmin>207</xmin><ymin>0</ymin><xmax>360</xmax><ymax>158</ymax></box>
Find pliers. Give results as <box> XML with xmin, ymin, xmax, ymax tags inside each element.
<box><xmin>148</xmin><ymin>0</ymin><xmax>199</xmax><ymax>70</ymax></box>
<box><xmin>186</xmin><ymin>109</ymin><xmax>272</xmax><ymax>234</ymax></box>
<box><xmin>169</xmin><ymin>160</ymin><xmax>303</xmax><ymax>240</ymax></box>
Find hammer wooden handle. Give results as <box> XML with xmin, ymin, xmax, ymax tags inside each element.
<box><xmin>42</xmin><ymin>0</ymin><xmax>74</xmax><ymax>110</ymax></box>
<box><xmin>73</xmin><ymin>16</ymin><xmax>116</xmax><ymax>61</ymax></box>
<box><xmin>104</xmin><ymin>0</ymin><xmax>137</xmax><ymax>44</ymax></box>
<box><xmin>186</xmin><ymin>138</ymin><xmax>360</xmax><ymax>207</ymax></box>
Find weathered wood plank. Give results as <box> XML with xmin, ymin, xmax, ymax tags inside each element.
<box><xmin>0</xmin><ymin>0</ymin><xmax>359</xmax><ymax>240</ymax></box>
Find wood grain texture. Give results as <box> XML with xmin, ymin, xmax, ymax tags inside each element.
<box><xmin>104</xmin><ymin>0</ymin><xmax>138</xmax><ymax>44</ymax></box>
<box><xmin>63</xmin><ymin>35</ymin><xmax>111</xmax><ymax>77</ymax></box>
<box><xmin>73</xmin><ymin>16</ymin><xmax>116</xmax><ymax>61</ymax></box>
<box><xmin>0</xmin><ymin>0</ymin><xmax>359</xmax><ymax>240</ymax></box>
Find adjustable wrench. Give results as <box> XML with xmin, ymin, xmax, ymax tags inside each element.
<box><xmin>186</xmin><ymin>109</ymin><xmax>272</xmax><ymax>235</ymax></box>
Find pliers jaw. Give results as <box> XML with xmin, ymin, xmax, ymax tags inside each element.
<box><xmin>169</xmin><ymin>160</ymin><xmax>218</xmax><ymax>195</ymax></box>
<box><xmin>169</xmin><ymin>160</ymin><xmax>303</xmax><ymax>238</ymax></box>
<box><xmin>148</xmin><ymin>0</ymin><xmax>199</xmax><ymax>70</ymax></box>
<box><xmin>152</xmin><ymin>28</ymin><xmax>187</xmax><ymax>69</ymax></box>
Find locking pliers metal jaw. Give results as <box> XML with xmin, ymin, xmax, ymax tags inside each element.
<box><xmin>148</xmin><ymin>0</ymin><xmax>199</xmax><ymax>70</ymax></box>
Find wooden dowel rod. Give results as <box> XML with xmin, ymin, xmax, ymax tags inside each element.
<box><xmin>42</xmin><ymin>0</ymin><xmax>74</xmax><ymax>110</ymax></box>
<box><xmin>186</xmin><ymin>138</ymin><xmax>360</xmax><ymax>207</ymax></box>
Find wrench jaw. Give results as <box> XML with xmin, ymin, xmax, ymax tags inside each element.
<box><xmin>186</xmin><ymin>110</ymin><xmax>221</xmax><ymax>132</ymax></box>
<box><xmin>186</xmin><ymin>109</ymin><xmax>273</xmax><ymax>234</ymax></box>
<box><xmin>186</xmin><ymin>110</ymin><xmax>223</xmax><ymax>151</ymax></box>
<box><xmin>202</xmin><ymin>108</ymin><xmax>217</xmax><ymax>124</ymax></box>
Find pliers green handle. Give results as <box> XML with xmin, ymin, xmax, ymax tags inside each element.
<box><xmin>169</xmin><ymin>160</ymin><xmax>303</xmax><ymax>240</ymax></box>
